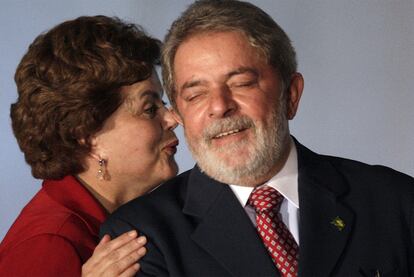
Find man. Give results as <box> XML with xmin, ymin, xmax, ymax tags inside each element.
<box><xmin>101</xmin><ymin>1</ymin><xmax>414</xmax><ymax>276</ymax></box>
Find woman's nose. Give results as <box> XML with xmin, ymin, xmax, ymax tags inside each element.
<box><xmin>162</xmin><ymin>107</ymin><xmax>179</xmax><ymax>130</ymax></box>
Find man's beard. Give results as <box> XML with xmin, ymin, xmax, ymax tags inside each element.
<box><xmin>185</xmin><ymin>99</ymin><xmax>289</xmax><ymax>186</ymax></box>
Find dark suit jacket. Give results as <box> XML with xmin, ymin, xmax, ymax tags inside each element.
<box><xmin>101</xmin><ymin>142</ymin><xmax>414</xmax><ymax>276</ymax></box>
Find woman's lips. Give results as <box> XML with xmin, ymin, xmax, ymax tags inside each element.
<box><xmin>163</xmin><ymin>139</ymin><xmax>179</xmax><ymax>155</ymax></box>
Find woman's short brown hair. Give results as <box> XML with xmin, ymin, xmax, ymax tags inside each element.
<box><xmin>11</xmin><ymin>15</ymin><xmax>160</xmax><ymax>180</ymax></box>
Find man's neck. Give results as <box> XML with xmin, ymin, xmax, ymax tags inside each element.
<box><xmin>241</xmin><ymin>136</ymin><xmax>292</xmax><ymax>187</ymax></box>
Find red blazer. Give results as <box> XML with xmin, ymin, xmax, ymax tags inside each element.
<box><xmin>0</xmin><ymin>175</ymin><xmax>107</xmax><ymax>276</ymax></box>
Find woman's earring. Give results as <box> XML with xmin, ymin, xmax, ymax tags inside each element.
<box><xmin>97</xmin><ymin>158</ymin><xmax>108</xmax><ymax>180</ymax></box>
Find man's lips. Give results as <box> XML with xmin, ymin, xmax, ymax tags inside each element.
<box><xmin>213</xmin><ymin>128</ymin><xmax>246</xmax><ymax>139</ymax></box>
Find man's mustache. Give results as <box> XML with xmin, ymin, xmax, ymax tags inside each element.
<box><xmin>202</xmin><ymin>115</ymin><xmax>255</xmax><ymax>142</ymax></box>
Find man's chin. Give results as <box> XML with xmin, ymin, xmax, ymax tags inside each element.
<box><xmin>197</xmin><ymin>157</ymin><xmax>256</xmax><ymax>185</ymax></box>
<box><xmin>190</xmin><ymin>142</ymin><xmax>264</xmax><ymax>184</ymax></box>
<box><xmin>201</xmin><ymin>167</ymin><xmax>261</xmax><ymax>186</ymax></box>
<box><xmin>208</xmin><ymin>145</ymin><xmax>252</xmax><ymax>158</ymax></box>
<box><xmin>203</xmin><ymin>150</ymin><xmax>253</xmax><ymax>167</ymax></box>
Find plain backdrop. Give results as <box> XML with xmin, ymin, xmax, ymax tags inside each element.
<box><xmin>1</xmin><ymin>0</ymin><xmax>413</xmax><ymax>240</ymax></box>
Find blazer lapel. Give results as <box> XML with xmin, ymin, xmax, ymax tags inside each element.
<box><xmin>183</xmin><ymin>167</ymin><xmax>280</xmax><ymax>277</ymax></box>
<box><xmin>296</xmin><ymin>142</ymin><xmax>354</xmax><ymax>276</ymax></box>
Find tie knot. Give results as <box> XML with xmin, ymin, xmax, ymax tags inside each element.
<box><xmin>248</xmin><ymin>186</ymin><xmax>283</xmax><ymax>213</ymax></box>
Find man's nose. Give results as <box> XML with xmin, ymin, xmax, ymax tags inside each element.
<box><xmin>208</xmin><ymin>86</ymin><xmax>237</xmax><ymax>118</ymax></box>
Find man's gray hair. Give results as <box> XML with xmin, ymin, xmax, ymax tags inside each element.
<box><xmin>161</xmin><ymin>0</ymin><xmax>297</xmax><ymax>109</ymax></box>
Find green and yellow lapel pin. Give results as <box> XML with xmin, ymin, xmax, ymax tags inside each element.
<box><xmin>331</xmin><ymin>216</ymin><xmax>345</xmax><ymax>231</ymax></box>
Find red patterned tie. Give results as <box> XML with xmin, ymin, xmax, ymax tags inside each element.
<box><xmin>248</xmin><ymin>186</ymin><xmax>299</xmax><ymax>277</ymax></box>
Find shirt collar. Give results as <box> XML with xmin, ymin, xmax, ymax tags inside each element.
<box><xmin>43</xmin><ymin>175</ymin><xmax>108</xmax><ymax>235</ymax></box>
<box><xmin>229</xmin><ymin>139</ymin><xmax>299</xmax><ymax>208</ymax></box>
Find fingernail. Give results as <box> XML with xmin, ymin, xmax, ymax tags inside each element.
<box><xmin>138</xmin><ymin>247</ymin><xmax>147</xmax><ymax>255</ymax></box>
<box><xmin>137</xmin><ymin>236</ymin><xmax>147</xmax><ymax>244</ymax></box>
<box><xmin>128</xmin><ymin>230</ymin><xmax>137</xmax><ymax>237</ymax></box>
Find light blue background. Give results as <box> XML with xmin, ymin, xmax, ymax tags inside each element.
<box><xmin>1</xmin><ymin>0</ymin><xmax>413</xmax><ymax>240</ymax></box>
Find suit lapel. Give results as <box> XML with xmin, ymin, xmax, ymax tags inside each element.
<box><xmin>183</xmin><ymin>167</ymin><xmax>280</xmax><ymax>277</ymax></box>
<box><xmin>296</xmin><ymin>142</ymin><xmax>354</xmax><ymax>276</ymax></box>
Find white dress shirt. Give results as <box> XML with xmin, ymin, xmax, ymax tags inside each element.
<box><xmin>229</xmin><ymin>139</ymin><xmax>300</xmax><ymax>244</ymax></box>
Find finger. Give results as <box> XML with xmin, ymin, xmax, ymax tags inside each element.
<box><xmin>82</xmin><ymin>234</ymin><xmax>113</xmax><ymax>270</ymax></box>
<box><xmin>118</xmin><ymin>263</ymin><xmax>140</xmax><ymax>277</ymax></box>
<box><xmin>101</xmin><ymin>236</ymin><xmax>146</xmax><ymax>269</ymax></box>
<box><xmin>94</xmin><ymin>230</ymin><xmax>138</xmax><ymax>261</ymax></box>
<box><xmin>99</xmin><ymin>234</ymin><xmax>111</xmax><ymax>245</ymax></box>
<box><xmin>83</xmin><ymin>232</ymin><xmax>142</xmax><ymax>276</ymax></box>
<box><xmin>104</xmin><ymin>247</ymin><xmax>145</xmax><ymax>276</ymax></box>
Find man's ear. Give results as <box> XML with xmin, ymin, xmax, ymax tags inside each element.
<box><xmin>171</xmin><ymin>109</ymin><xmax>184</xmax><ymax>126</ymax></box>
<box><xmin>286</xmin><ymin>73</ymin><xmax>304</xmax><ymax>120</ymax></box>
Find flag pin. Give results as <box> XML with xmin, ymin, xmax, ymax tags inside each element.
<box><xmin>331</xmin><ymin>216</ymin><xmax>345</xmax><ymax>231</ymax></box>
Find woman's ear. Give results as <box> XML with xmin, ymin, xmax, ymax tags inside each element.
<box><xmin>80</xmin><ymin>136</ymin><xmax>101</xmax><ymax>161</ymax></box>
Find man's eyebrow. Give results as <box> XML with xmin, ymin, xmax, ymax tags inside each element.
<box><xmin>227</xmin><ymin>67</ymin><xmax>259</xmax><ymax>79</ymax></box>
<box><xmin>179</xmin><ymin>67</ymin><xmax>258</xmax><ymax>91</ymax></box>
<box><xmin>180</xmin><ymin>79</ymin><xmax>206</xmax><ymax>91</ymax></box>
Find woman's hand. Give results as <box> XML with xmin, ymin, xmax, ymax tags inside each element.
<box><xmin>82</xmin><ymin>230</ymin><xmax>147</xmax><ymax>277</ymax></box>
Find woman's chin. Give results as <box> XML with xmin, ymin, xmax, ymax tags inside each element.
<box><xmin>164</xmin><ymin>162</ymin><xmax>179</xmax><ymax>181</ymax></box>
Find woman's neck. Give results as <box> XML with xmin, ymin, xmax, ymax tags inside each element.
<box><xmin>75</xmin><ymin>173</ymin><xmax>141</xmax><ymax>214</ymax></box>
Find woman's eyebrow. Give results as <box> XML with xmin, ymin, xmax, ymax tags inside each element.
<box><xmin>139</xmin><ymin>90</ymin><xmax>161</xmax><ymax>100</ymax></box>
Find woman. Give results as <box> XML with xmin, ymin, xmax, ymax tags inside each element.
<box><xmin>0</xmin><ymin>16</ymin><xmax>178</xmax><ymax>276</ymax></box>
